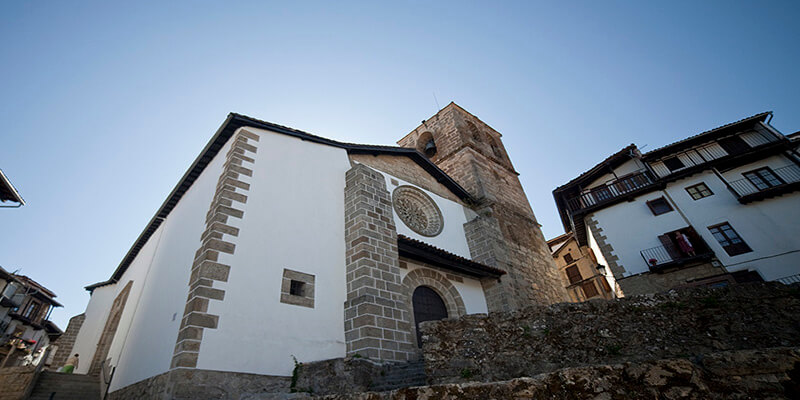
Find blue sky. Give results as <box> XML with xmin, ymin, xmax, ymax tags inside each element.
<box><xmin>1</xmin><ymin>1</ymin><xmax>798</xmax><ymax>328</ymax></box>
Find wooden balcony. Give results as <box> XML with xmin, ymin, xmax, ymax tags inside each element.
<box><xmin>727</xmin><ymin>164</ymin><xmax>800</xmax><ymax>204</ymax></box>
<box><xmin>566</xmin><ymin>170</ymin><xmax>657</xmax><ymax>214</ymax></box>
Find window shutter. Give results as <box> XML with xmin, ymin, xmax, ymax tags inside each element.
<box><xmin>658</xmin><ymin>234</ymin><xmax>682</xmax><ymax>259</ymax></box>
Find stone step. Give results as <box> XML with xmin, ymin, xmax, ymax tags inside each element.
<box><xmin>29</xmin><ymin>371</ymin><xmax>101</xmax><ymax>400</ymax></box>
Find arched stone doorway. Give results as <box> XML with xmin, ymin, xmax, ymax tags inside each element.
<box><xmin>401</xmin><ymin>267</ymin><xmax>466</xmax><ymax>349</ymax></box>
<box><xmin>411</xmin><ymin>286</ymin><xmax>448</xmax><ymax>347</ymax></box>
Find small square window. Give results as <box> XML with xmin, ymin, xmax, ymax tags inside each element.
<box><xmin>646</xmin><ymin>197</ymin><xmax>673</xmax><ymax>216</ymax></box>
<box><xmin>289</xmin><ymin>280</ymin><xmax>305</xmax><ymax>297</ymax></box>
<box><xmin>663</xmin><ymin>157</ymin><xmax>685</xmax><ymax>172</ymax></box>
<box><xmin>563</xmin><ymin>253</ymin><xmax>574</xmax><ymax>264</ymax></box>
<box><xmin>281</xmin><ymin>269</ymin><xmax>315</xmax><ymax>308</ymax></box>
<box><xmin>685</xmin><ymin>183</ymin><xmax>713</xmax><ymax>200</ymax></box>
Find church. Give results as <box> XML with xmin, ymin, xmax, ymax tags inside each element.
<box><xmin>66</xmin><ymin>103</ymin><xmax>567</xmax><ymax>395</ymax></box>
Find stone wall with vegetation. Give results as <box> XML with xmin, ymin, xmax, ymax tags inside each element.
<box><xmin>420</xmin><ymin>282</ymin><xmax>800</xmax><ymax>384</ymax></box>
<box><xmin>0</xmin><ymin>366</ymin><xmax>37</xmax><ymax>400</ymax></box>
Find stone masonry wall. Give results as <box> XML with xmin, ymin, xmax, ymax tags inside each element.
<box><xmin>171</xmin><ymin>128</ymin><xmax>260</xmax><ymax>369</ymax></box>
<box><xmin>399</xmin><ymin>104</ymin><xmax>568</xmax><ymax>309</ymax></box>
<box><xmin>420</xmin><ymin>282</ymin><xmax>800</xmax><ymax>384</ymax></box>
<box><xmin>0</xmin><ymin>366</ymin><xmax>37</xmax><ymax>400</ymax></box>
<box><xmin>107</xmin><ymin>368</ymin><xmax>290</xmax><ymax>400</ymax></box>
<box><xmin>343</xmin><ymin>164</ymin><xmax>414</xmax><ymax>361</ymax></box>
<box><xmin>301</xmin><ymin>347</ymin><xmax>800</xmax><ymax>400</ymax></box>
<box><xmin>49</xmin><ymin>313</ymin><xmax>85</xmax><ymax>370</ymax></box>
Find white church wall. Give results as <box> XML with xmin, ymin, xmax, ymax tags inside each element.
<box><xmin>401</xmin><ymin>262</ymin><xmax>488</xmax><ymax>315</ymax></box>
<box><xmin>371</xmin><ymin>169</ymin><xmax>472</xmax><ymax>259</ymax></box>
<box><xmin>108</xmin><ymin>136</ymin><xmax>230</xmax><ymax>391</ymax></box>
<box><xmin>196</xmin><ymin>127</ymin><xmax>352</xmax><ymax>377</ymax></box>
<box><xmin>70</xmin><ymin>283</ymin><xmax>115</xmax><ymax>373</ymax></box>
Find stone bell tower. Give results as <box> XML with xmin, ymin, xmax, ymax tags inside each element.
<box><xmin>398</xmin><ymin>103</ymin><xmax>567</xmax><ymax>311</ymax></box>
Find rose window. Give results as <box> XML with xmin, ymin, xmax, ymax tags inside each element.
<box><xmin>392</xmin><ymin>186</ymin><xmax>444</xmax><ymax>237</ymax></box>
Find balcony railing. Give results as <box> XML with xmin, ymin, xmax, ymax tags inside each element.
<box><xmin>728</xmin><ymin>164</ymin><xmax>800</xmax><ymax>198</ymax></box>
<box><xmin>566</xmin><ymin>170</ymin><xmax>656</xmax><ymax>213</ymax></box>
<box><xmin>640</xmin><ymin>243</ymin><xmax>713</xmax><ymax>272</ymax></box>
<box><xmin>777</xmin><ymin>274</ymin><xmax>800</xmax><ymax>285</ymax></box>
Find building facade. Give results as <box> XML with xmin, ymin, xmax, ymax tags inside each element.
<box><xmin>65</xmin><ymin>103</ymin><xmax>566</xmax><ymax>396</ymax></box>
<box><xmin>0</xmin><ymin>267</ymin><xmax>62</xmax><ymax>366</ymax></box>
<box><xmin>547</xmin><ymin>233</ymin><xmax>617</xmax><ymax>302</ymax></box>
<box><xmin>553</xmin><ymin>112</ymin><xmax>800</xmax><ymax>296</ymax></box>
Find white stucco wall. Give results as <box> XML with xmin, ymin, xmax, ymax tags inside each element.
<box><xmin>586</xmin><ymin>154</ymin><xmax>800</xmax><ymax>282</ymax></box>
<box><xmin>401</xmin><ymin>262</ymin><xmax>488</xmax><ymax>315</ymax></box>
<box><xmin>70</xmin><ymin>283</ymin><xmax>115</xmax><ymax>372</ymax></box>
<box><xmin>196</xmin><ymin>127</ymin><xmax>353</xmax><ymax>377</ymax></box>
<box><xmin>369</xmin><ymin>169</ymin><xmax>473</xmax><ymax>259</ymax></box>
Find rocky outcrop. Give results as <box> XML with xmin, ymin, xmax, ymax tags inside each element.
<box><xmin>421</xmin><ymin>282</ymin><xmax>800</xmax><ymax>384</ymax></box>
<box><xmin>301</xmin><ymin>347</ymin><xmax>800</xmax><ymax>399</ymax></box>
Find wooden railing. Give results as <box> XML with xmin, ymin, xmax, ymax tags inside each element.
<box><xmin>566</xmin><ymin>170</ymin><xmax>656</xmax><ymax>213</ymax></box>
<box><xmin>728</xmin><ymin>164</ymin><xmax>800</xmax><ymax>197</ymax></box>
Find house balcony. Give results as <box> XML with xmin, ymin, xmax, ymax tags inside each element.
<box><xmin>640</xmin><ymin>243</ymin><xmax>714</xmax><ymax>273</ymax></box>
<box><xmin>727</xmin><ymin>164</ymin><xmax>800</xmax><ymax>204</ymax></box>
<box><xmin>0</xmin><ymin>293</ymin><xmax>24</xmax><ymax>308</ymax></box>
<box><xmin>565</xmin><ymin>170</ymin><xmax>658</xmax><ymax>214</ymax></box>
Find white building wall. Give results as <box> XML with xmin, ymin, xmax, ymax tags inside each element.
<box><xmin>586</xmin><ymin>153</ymin><xmax>800</xmax><ymax>282</ymax></box>
<box><xmin>587</xmin><ymin>189</ymin><xmax>689</xmax><ymax>277</ymax></box>
<box><xmin>370</xmin><ymin>169</ymin><xmax>473</xmax><ymax>259</ymax></box>
<box><xmin>196</xmin><ymin>128</ymin><xmax>353</xmax><ymax>377</ymax></box>
<box><xmin>109</xmin><ymin>135</ymin><xmax>229</xmax><ymax>391</ymax></box>
<box><xmin>70</xmin><ymin>284</ymin><xmax>115</xmax><ymax>372</ymax></box>
<box><xmin>665</xmin><ymin>156</ymin><xmax>800</xmax><ymax>281</ymax></box>
<box><xmin>401</xmin><ymin>262</ymin><xmax>488</xmax><ymax>315</ymax></box>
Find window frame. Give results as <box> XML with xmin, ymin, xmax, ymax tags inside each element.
<box><xmin>565</xmin><ymin>265</ymin><xmax>582</xmax><ymax>285</ymax></box>
<box><xmin>563</xmin><ymin>253</ymin><xmax>574</xmax><ymax>264</ymax></box>
<box><xmin>708</xmin><ymin>222</ymin><xmax>752</xmax><ymax>256</ymax></box>
<box><xmin>743</xmin><ymin>167</ymin><xmax>784</xmax><ymax>191</ymax></box>
<box><xmin>663</xmin><ymin>157</ymin><xmax>685</xmax><ymax>172</ymax></box>
<box><xmin>581</xmin><ymin>281</ymin><xmax>600</xmax><ymax>298</ymax></box>
<box><xmin>685</xmin><ymin>182</ymin><xmax>714</xmax><ymax>200</ymax></box>
<box><xmin>646</xmin><ymin>197</ymin><xmax>674</xmax><ymax>216</ymax></box>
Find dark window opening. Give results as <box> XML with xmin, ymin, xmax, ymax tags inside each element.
<box><xmin>718</xmin><ymin>135</ymin><xmax>751</xmax><ymax>156</ymax></box>
<box><xmin>743</xmin><ymin>167</ymin><xmax>784</xmax><ymax>191</ymax></box>
<box><xmin>563</xmin><ymin>253</ymin><xmax>574</xmax><ymax>264</ymax></box>
<box><xmin>685</xmin><ymin>183</ymin><xmax>714</xmax><ymax>200</ymax></box>
<box><xmin>566</xmin><ymin>265</ymin><xmax>582</xmax><ymax>285</ymax></box>
<box><xmin>289</xmin><ymin>280</ymin><xmax>305</xmax><ymax>297</ymax></box>
<box><xmin>708</xmin><ymin>222</ymin><xmax>752</xmax><ymax>256</ymax></box>
<box><xmin>663</xmin><ymin>157</ymin><xmax>685</xmax><ymax>172</ymax></box>
<box><xmin>591</xmin><ymin>185</ymin><xmax>613</xmax><ymax>202</ymax></box>
<box><xmin>646</xmin><ymin>197</ymin><xmax>673</xmax><ymax>216</ymax></box>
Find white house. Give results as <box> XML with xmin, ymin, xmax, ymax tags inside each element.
<box><xmin>65</xmin><ymin>103</ymin><xmax>567</xmax><ymax>398</ymax></box>
<box><xmin>553</xmin><ymin>112</ymin><xmax>800</xmax><ymax>296</ymax></box>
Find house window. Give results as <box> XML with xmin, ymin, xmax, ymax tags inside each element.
<box><xmin>708</xmin><ymin>222</ymin><xmax>752</xmax><ymax>256</ymax></box>
<box><xmin>646</xmin><ymin>197</ymin><xmax>673</xmax><ymax>216</ymax></box>
<box><xmin>663</xmin><ymin>157</ymin><xmax>685</xmax><ymax>172</ymax></box>
<box><xmin>280</xmin><ymin>269</ymin><xmax>315</xmax><ymax>308</ymax></box>
<box><xmin>565</xmin><ymin>265</ymin><xmax>582</xmax><ymax>285</ymax></box>
<box><xmin>743</xmin><ymin>167</ymin><xmax>783</xmax><ymax>191</ymax></box>
<box><xmin>581</xmin><ymin>281</ymin><xmax>599</xmax><ymax>298</ymax></box>
<box><xmin>563</xmin><ymin>253</ymin><xmax>574</xmax><ymax>264</ymax></box>
<box><xmin>685</xmin><ymin>183</ymin><xmax>713</xmax><ymax>200</ymax></box>
<box><xmin>23</xmin><ymin>302</ymin><xmax>40</xmax><ymax>319</ymax></box>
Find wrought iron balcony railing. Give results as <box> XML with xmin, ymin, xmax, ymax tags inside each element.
<box><xmin>640</xmin><ymin>243</ymin><xmax>713</xmax><ymax>272</ymax></box>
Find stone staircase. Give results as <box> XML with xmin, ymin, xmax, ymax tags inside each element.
<box><xmin>28</xmin><ymin>371</ymin><xmax>101</xmax><ymax>400</ymax></box>
<box><xmin>370</xmin><ymin>360</ymin><xmax>426</xmax><ymax>392</ymax></box>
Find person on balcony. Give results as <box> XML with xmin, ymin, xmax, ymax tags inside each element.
<box><xmin>675</xmin><ymin>232</ymin><xmax>696</xmax><ymax>257</ymax></box>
